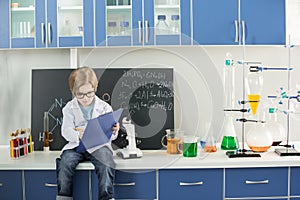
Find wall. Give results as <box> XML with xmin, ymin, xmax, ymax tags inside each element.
<box><xmin>1</xmin><ymin>46</ymin><xmax>300</xmax><ymax>148</ymax></box>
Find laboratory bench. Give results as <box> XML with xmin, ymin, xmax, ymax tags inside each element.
<box><xmin>1</xmin><ymin>144</ymin><xmax>300</xmax><ymax>200</ymax></box>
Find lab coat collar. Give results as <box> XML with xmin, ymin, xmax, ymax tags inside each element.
<box><xmin>69</xmin><ymin>96</ymin><xmax>105</xmax><ymax>119</ymax></box>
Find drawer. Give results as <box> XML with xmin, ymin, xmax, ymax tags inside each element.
<box><xmin>25</xmin><ymin>170</ymin><xmax>89</xmax><ymax>200</ymax></box>
<box><xmin>291</xmin><ymin>167</ymin><xmax>300</xmax><ymax>196</ymax></box>
<box><xmin>92</xmin><ymin>169</ymin><xmax>157</xmax><ymax>200</ymax></box>
<box><xmin>159</xmin><ymin>169</ymin><xmax>223</xmax><ymax>200</ymax></box>
<box><xmin>225</xmin><ymin>167</ymin><xmax>288</xmax><ymax>198</ymax></box>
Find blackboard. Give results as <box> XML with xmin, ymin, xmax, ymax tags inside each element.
<box><xmin>31</xmin><ymin>68</ymin><xmax>174</xmax><ymax>150</ymax></box>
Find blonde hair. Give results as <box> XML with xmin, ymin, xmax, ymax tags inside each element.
<box><xmin>69</xmin><ymin>67</ymin><xmax>98</xmax><ymax>94</ymax></box>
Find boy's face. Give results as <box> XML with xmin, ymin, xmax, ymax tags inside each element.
<box><xmin>76</xmin><ymin>83</ymin><xmax>95</xmax><ymax>107</ymax></box>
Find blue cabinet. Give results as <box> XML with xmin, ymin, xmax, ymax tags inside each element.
<box><xmin>291</xmin><ymin>167</ymin><xmax>300</xmax><ymax>197</ymax></box>
<box><xmin>96</xmin><ymin>0</ymin><xmax>191</xmax><ymax>47</ymax></box>
<box><xmin>0</xmin><ymin>1</ymin><xmax>10</xmax><ymax>48</ymax></box>
<box><xmin>159</xmin><ymin>169</ymin><xmax>223</xmax><ymax>200</ymax></box>
<box><xmin>193</xmin><ymin>0</ymin><xmax>285</xmax><ymax>45</ymax></box>
<box><xmin>7</xmin><ymin>0</ymin><xmax>93</xmax><ymax>48</ymax></box>
<box><xmin>25</xmin><ymin>170</ymin><xmax>90</xmax><ymax>200</ymax></box>
<box><xmin>91</xmin><ymin>169</ymin><xmax>156</xmax><ymax>199</ymax></box>
<box><xmin>225</xmin><ymin>167</ymin><xmax>288</xmax><ymax>198</ymax></box>
<box><xmin>0</xmin><ymin>170</ymin><xmax>23</xmax><ymax>200</ymax></box>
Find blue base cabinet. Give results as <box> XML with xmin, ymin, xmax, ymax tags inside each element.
<box><xmin>291</xmin><ymin>167</ymin><xmax>300</xmax><ymax>198</ymax></box>
<box><xmin>159</xmin><ymin>169</ymin><xmax>223</xmax><ymax>200</ymax></box>
<box><xmin>0</xmin><ymin>170</ymin><xmax>23</xmax><ymax>200</ymax></box>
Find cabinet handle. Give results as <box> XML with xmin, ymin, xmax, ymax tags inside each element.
<box><xmin>241</xmin><ymin>20</ymin><xmax>245</xmax><ymax>45</ymax></box>
<box><xmin>114</xmin><ymin>182</ymin><xmax>136</xmax><ymax>186</ymax></box>
<box><xmin>138</xmin><ymin>20</ymin><xmax>143</xmax><ymax>43</ymax></box>
<box><xmin>47</xmin><ymin>23</ymin><xmax>52</xmax><ymax>45</ymax></box>
<box><xmin>45</xmin><ymin>183</ymin><xmax>58</xmax><ymax>187</ymax></box>
<box><xmin>41</xmin><ymin>23</ymin><xmax>45</xmax><ymax>44</ymax></box>
<box><xmin>145</xmin><ymin>20</ymin><xmax>149</xmax><ymax>43</ymax></box>
<box><xmin>0</xmin><ymin>183</ymin><xmax>3</xmax><ymax>187</ymax></box>
<box><xmin>245</xmin><ymin>180</ymin><xmax>269</xmax><ymax>184</ymax></box>
<box><xmin>179</xmin><ymin>181</ymin><xmax>203</xmax><ymax>186</ymax></box>
<box><xmin>234</xmin><ymin>20</ymin><xmax>239</xmax><ymax>43</ymax></box>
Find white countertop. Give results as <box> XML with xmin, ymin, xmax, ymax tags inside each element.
<box><xmin>1</xmin><ymin>144</ymin><xmax>300</xmax><ymax>170</ymax></box>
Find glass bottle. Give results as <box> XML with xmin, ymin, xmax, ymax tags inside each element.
<box><xmin>266</xmin><ymin>108</ymin><xmax>285</xmax><ymax>146</ymax></box>
<box><xmin>120</xmin><ymin>21</ymin><xmax>130</xmax><ymax>35</ymax></box>
<box><xmin>170</xmin><ymin>15</ymin><xmax>180</xmax><ymax>33</ymax></box>
<box><xmin>156</xmin><ymin>15</ymin><xmax>169</xmax><ymax>35</ymax></box>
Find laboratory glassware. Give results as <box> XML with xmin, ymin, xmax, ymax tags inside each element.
<box><xmin>245</xmin><ymin>70</ymin><xmax>263</xmax><ymax>115</ymax></box>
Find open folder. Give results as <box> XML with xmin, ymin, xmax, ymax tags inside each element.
<box><xmin>76</xmin><ymin>108</ymin><xmax>123</xmax><ymax>153</ymax></box>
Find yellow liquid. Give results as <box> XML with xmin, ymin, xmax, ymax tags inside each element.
<box><xmin>248</xmin><ymin>94</ymin><xmax>260</xmax><ymax>115</ymax></box>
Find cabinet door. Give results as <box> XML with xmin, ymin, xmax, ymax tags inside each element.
<box><xmin>92</xmin><ymin>169</ymin><xmax>157</xmax><ymax>199</ymax></box>
<box><xmin>57</xmin><ymin>0</ymin><xmax>88</xmax><ymax>47</ymax></box>
<box><xmin>291</xmin><ymin>167</ymin><xmax>300</xmax><ymax>197</ymax></box>
<box><xmin>241</xmin><ymin>0</ymin><xmax>285</xmax><ymax>45</ymax></box>
<box><xmin>0</xmin><ymin>170</ymin><xmax>23</xmax><ymax>200</ymax></box>
<box><xmin>11</xmin><ymin>0</ymin><xmax>36</xmax><ymax>48</ymax></box>
<box><xmin>0</xmin><ymin>1</ymin><xmax>10</xmax><ymax>48</ymax></box>
<box><xmin>159</xmin><ymin>169</ymin><xmax>223</xmax><ymax>200</ymax></box>
<box><xmin>225</xmin><ymin>167</ymin><xmax>288</xmax><ymax>198</ymax></box>
<box><xmin>154</xmin><ymin>0</ymin><xmax>190</xmax><ymax>45</ymax></box>
<box><xmin>25</xmin><ymin>170</ymin><xmax>89</xmax><ymax>200</ymax></box>
<box><xmin>192</xmin><ymin>0</ymin><xmax>238</xmax><ymax>45</ymax></box>
<box><xmin>36</xmin><ymin>0</ymin><xmax>58</xmax><ymax>48</ymax></box>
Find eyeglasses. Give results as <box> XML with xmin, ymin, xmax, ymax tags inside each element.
<box><xmin>76</xmin><ymin>91</ymin><xmax>95</xmax><ymax>99</ymax></box>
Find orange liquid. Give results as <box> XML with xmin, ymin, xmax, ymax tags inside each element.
<box><xmin>167</xmin><ymin>138</ymin><xmax>182</xmax><ymax>154</ymax></box>
<box><xmin>204</xmin><ymin>145</ymin><xmax>217</xmax><ymax>153</ymax></box>
<box><xmin>248</xmin><ymin>94</ymin><xmax>260</xmax><ymax>115</ymax></box>
<box><xmin>248</xmin><ymin>145</ymin><xmax>271</xmax><ymax>152</ymax></box>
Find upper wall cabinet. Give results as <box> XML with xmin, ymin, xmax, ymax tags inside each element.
<box><xmin>8</xmin><ymin>0</ymin><xmax>93</xmax><ymax>48</ymax></box>
<box><xmin>193</xmin><ymin>0</ymin><xmax>286</xmax><ymax>45</ymax></box>
<box><xmin>0</xmin><ymin>1</ymin><xmax>10</xmax><ymax>48</ymax></box>
<box><xmin>95</xmin><ymin>0</ymin><xmax>191</xmax><ymax>47</ymax></box>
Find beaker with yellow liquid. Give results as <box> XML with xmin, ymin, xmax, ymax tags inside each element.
<box><xmin>246</xmin><ymin>71</ymin><xmax>263</xmax><ymax>115</ymax></box>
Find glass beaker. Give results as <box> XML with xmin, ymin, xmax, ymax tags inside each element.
<box><xmin>246</xmin><ymin>71</ymin><xmax>263</xmax><ymax>115</ymax></box>
<box><xmin>161</xmin><ymin>129</ymin><xmax>183</xmax><ymax>154</ymax></box>
<box><xmin>183</xmin><ymin>134</ymin><xmax>198</xmax><ymax>157</ymax></box>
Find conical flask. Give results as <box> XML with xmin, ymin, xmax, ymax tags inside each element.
<box><xmin>221</xmin><ymin>115</ymin><xmax>238</xmax><ymax>150</ymax></box>
<box><xmin>246</xmin><ymin>71</ymin><xmax>263</xmax><ymax>115</ymax></box>
<box><xmin>266</xmin><ymin>108</ymin><xmax>285</xmax><ymax>146</ymax></box>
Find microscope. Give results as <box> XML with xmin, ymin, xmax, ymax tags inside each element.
<box><xmin>116</xmin><ymin>117</ymin><xmax>143</xmax><ymax>159</ymax></box>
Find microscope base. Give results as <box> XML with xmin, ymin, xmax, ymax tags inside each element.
<box><xmin>116</xmin><ymin>148</ymin><xmax>143</xmax><ymax>159</ymax></box>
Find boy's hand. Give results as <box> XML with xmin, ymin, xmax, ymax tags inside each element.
<box><xmin>74</xmin><ymin>127</ymin><xmax>84</xmax><ymax>139</ymax></box>
<box><xmin>112</xmin><ymin>123</ymin><xmax>120</xmax><ymax>135</ymax></box>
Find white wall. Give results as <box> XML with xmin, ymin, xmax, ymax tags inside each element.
<box><xmin>1</xmin><ymin>45</ymin><xmax>300</xmax><ymax>147</ymax></box>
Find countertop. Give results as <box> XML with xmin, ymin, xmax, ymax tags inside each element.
<box><xmin>1</xmin><ymin>144</ymin><xmax>300</xmax><ymax>170</ymax></box>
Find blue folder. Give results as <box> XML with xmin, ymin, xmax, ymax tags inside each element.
<box><xmin>76</xmin><ymin>108</ymin><xmax>123</xmax><ymax>153</ymax></box>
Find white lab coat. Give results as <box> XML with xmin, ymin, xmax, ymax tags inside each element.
<box><xmin>61</xmin><ymin>95</ymin><xmax>117</xmax><ymax>153</ymax></box>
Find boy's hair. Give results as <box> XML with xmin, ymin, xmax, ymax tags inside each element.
<box><xmin>68</xmin><ymin>66</ymin><xmax>98</xmax><ymax>94</ymax></box>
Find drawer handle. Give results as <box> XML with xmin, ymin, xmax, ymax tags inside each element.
<box><xmin>45</xmin><ymin>183</ymin><xmax>58</xmax><ymax>187</ymax></box>
<box><xmin>245</xmin><ymin>180</ymin><xmax>269</xmax><ymax>184</ymax></box>
<box><xmin>179</xmin><ymin>181</ymin><xmax>203</xmax><ymax>186</ymax></box>
<box><xmin>114</xmin><ymin>182</ymin><xmax>135</xmax><ymax>186</ymax></box>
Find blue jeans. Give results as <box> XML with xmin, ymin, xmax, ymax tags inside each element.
<box><xmin>56</xmin><ymin>146</ymin><xmax>115</xmax><ymax>200</ymax></box>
